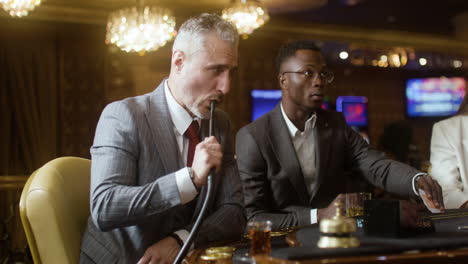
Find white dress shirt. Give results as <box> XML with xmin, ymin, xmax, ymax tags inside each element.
<box><xmin>164</xmin><ymin>80</ymin><xmax>200</xmax><ymax>244</ymax></box>
<box><xmin>280</xmin><ymin>104</ymin><xmax>319</xmax><ymax>224</ymax></box>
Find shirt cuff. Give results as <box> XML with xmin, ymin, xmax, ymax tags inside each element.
<box><xmin>174</xmin><ymin>229</ymin><xmax>194</xmax><ymax>251</ymax></box>
<box><xmin>412</xmin><ymin>173</ymin><xmax>427</xmax><ymax>196</ymax></box>
<box><xmin>175</xmin><ymin>167</ymin><xmax>198</xmax><ymax>204</ymax></box>
<box><xmin>310</xmin><ymin>208</ymin><xmax>318</xmax><ymax>224</ymax></box>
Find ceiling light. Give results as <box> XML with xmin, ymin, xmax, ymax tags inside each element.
<box><xmin>419</xmin><ymin>58</ymin><xmax>427</xmax><ymax>66</ymax></box>
<box><xmin>1</xmin><ymin>0</ymin><xmax>42</xmax><ymax>17</ymax></box>
<box><xmin>390</xmin><ymin>54</ymin><xmax>401</xmax><ymax>67</ymax></box>
<box><xmin>106</xmin><ymin>5</ymin><xmax>176</xmax><ymax>53</ymax></box>
<box><xmin>222</xmin><ymin>0</ymin><xmax>270</xmax><ymax>39</ymax></box>
<box><xmin>387</xmin><ymin>48</ymin><xmax>408</xmax><ymax>68</ymax></box>
<box><xmin>453</xmin><ymin>60</ymin><xmax>462</xmax><ymax>68</ymax></box>
<box><xmin>339</xmin><ymin>51</ymin><xmax>349</xmax><ymax>60</ymax></box>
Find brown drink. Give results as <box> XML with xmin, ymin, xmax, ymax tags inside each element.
<box><xmin>346</xmin><ymin>207</ymin><xmax>364</xmax><ymax>217</ymax></box>
<box><xmin>346</xmin><ymin>192</ymin><xmax>371</xmax><ymax>217</ymax></box>
<box><xmin>248</xmin><ymin>221</ymin><xmax>272</xmax><ymax>256</ymax></box>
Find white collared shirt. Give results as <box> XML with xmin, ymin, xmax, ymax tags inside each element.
<box><xmin>165</xmin><ymin>80</ymin><xmax>201</xmax><ymax>171</ymax></box>
<box><xmin>280</xmin><ymin>104</ymin><xmax>319</xmax><ymax>224</ymax></box>
<box><xmin>164</xmin><ymin>80</ymin><xmax>200</xmax><ymax>244</ymax></box>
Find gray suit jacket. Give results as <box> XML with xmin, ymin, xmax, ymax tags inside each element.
<box><xmin>236</xmin><ymin>104</ymin><xmax>419</xmax><ymax>230</ymax></box>
<box><xmin>80</xmin><ymin>81</ymin><xmax>246</xmax><ymax>263</ymax></box>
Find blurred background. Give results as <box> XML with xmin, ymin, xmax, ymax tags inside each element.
<box><xmin>1</xmin><ymin>0</ymin><xmax>467</xmax><ymax>262</ymax></box>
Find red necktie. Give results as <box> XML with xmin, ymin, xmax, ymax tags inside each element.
<box><xmin>185</xmin><ymin>121</ymin><xmax>200</xmax><ymax>167</ymax></box>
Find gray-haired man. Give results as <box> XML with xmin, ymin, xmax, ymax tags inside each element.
<box><xmin>80</xmin><ymin>13</ymin><xmax>246</xmax><ymax>264</ymax></box>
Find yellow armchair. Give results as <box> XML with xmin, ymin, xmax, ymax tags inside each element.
<box><xmin>19</xmin><ymin>157</ymin><xmax>91</xmax><ymax>264</ymax></box>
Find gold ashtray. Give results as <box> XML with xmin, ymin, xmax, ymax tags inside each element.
<box><xmin>200</xmin><ymin>252</ymin><xmax>232</xmax><ymax>264</ymax></box>
<box><xmin>271</xmin><ymin>231</ymin><xmax>288</xmax><ymax>237</ymax></box>
<box><xmin>243</xmin><ymin>230</ymin><xmax>288</xmax><ymax>239</ymax></box>
<box><xmin>200</xmin><ymin>252</ymin><xmax>232</xmax><ymax>260</ymax></box>
<box><xmin>205</xmin><ymin>246</ymin><xmax>236</xmax><ymax>254</ymax></box>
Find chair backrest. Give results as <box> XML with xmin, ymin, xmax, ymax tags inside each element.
<box><xmin>19</xmin><ymin>157</ymin><xmax>91</xmax><ymax>264</ymax></box>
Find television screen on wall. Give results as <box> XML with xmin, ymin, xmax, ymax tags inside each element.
<box><xmin>251</xmin><ymin>90</ymin><xmax>331</xmax><ymax>121</ymax></box>
<box><xmin>251</xmin><ymin>90</ymin><xmax>282</xmax><ymax>121</ymax></box>
<box><xmin>406</xmin><ymin>77</ymin><xmax>466</xmax><ymax>117</ymax></box>
<box><xmin>336</xmin><ymin>96</ymin><xmax>368</xmax><ymax>127</ymax></box>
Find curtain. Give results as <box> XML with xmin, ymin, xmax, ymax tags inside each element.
<box><xmin>0</xmin><ymin>37</ymin><xmax>59</xmax><ymax>174</ymax></box>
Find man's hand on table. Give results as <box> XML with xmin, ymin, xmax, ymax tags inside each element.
<box><xmin>137</xmin><ymin>236</ymin><xmax>181</xmax><ymax>264</ymax></box>
<box><xmin>416</xmin><ymin>175</ymin><xmax>445</xmax><ymax>212</ymax></box>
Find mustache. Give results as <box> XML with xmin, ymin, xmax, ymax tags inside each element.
<box><xmin>209</xmin><ymin>94</ymin><xmax>224</xmax><ymax>104</ymax></box>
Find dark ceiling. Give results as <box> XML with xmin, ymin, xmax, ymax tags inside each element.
<box><xmin>2</xmin><ymin>0</ymin><xmax>468</xmax><ymax>38</ymax></box>
<box><xmin>285</xmin><ymin>0</ymin><xmax>468</xmax><ymax>36</ymax></box>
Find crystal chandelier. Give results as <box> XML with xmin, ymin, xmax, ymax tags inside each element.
<box><xmin>106</xmin><ymin>5</ymin><xmax>176</xmax><ymax>53</ymax></box>
<box><xmin>222</xmin><ymin>0</ymin><xmax>270</xmax><ymax>38</ymax></box>
<box><xmin>0</xmin><ymin>0</ymin><xmax>42</xmax><ymax>17</ymax></box>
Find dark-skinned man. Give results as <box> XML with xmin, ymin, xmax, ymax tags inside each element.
<box><xmin>235</xmin><ymin>40</ymin><xmax>444</xmax><ymax>230</ymax></box>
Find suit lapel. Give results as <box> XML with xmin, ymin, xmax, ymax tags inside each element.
<box><xmin>313</xmin><ymin>109</ymin><xmax>333</xmax><ymax>201</ymax></box>
<box><xmin>146</xmin><ymin>81</ymin><xmax>184</xmax><ymax>174</ymax></box>
<box><xmin>269</xmin><ymin>105</ymin><xmax>310</xmax><ymax>205</ymax></box>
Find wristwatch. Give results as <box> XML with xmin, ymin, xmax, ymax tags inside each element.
<box><xmin>168</xmin><ymin>233</ymin><xmax>184</xmax><ymax>247</ymax></box>
<box><xmin>187</xmin><ymin>167</ymin><xmax>200</xmax><ymax>192</ymax></box>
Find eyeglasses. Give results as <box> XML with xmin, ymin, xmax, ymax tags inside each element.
<box><xmin>281</xmin><ymin>69</ymin><xmax>334</xmax><ymax>84</ymax></box>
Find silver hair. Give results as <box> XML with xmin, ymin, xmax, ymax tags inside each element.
<box><xmin>173</xmin><ymin>13</ymin><xmax>239</xmax><ymax>54</ymax></box>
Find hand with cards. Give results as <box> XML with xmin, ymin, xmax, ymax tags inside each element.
<box><xmin>416</xmin><ymin>175</ymin><xmax>445</xmax><ymax>213</ymax></box>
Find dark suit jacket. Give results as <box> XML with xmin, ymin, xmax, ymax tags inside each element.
<box><xmin>80</xmin><ymin>81</ymin><xmax>246</xmax><ymax>263</ymax></box>
<box><xmin>236</xmin><ymin>104</ymin><xmax>419</xmax><ymax>230</ymax></box>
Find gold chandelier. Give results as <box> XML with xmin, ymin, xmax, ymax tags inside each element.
<box><xmin>106</xmin><ymin>5</ymin><xmax>176</xmax><ymax>53</ymax></box>
<box><xmin>0</xmin><ymin>0</ymin><xmax>42</xmax><ymax>17</ymax></box>
<box><xmin>222</xmin><ymin>0</ymin><xmax>269</xmax><ymax>38</ymax></box>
